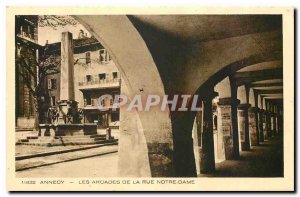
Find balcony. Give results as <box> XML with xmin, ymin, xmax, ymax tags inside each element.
<box><xmin>17</xmin><ymin>32</ymin><xmax>36</xmax><ymax>43</ymax></box>
<box><xmin>83</xmin><ymin>98</ymin><xmax>119</xmax><ymax>110</ymax></box>
<box><xmin>78</xmin><ymin>78</ymin><xmax>121</xmax><ymax>90</ymax></box>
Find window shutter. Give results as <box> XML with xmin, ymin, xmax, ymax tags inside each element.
<box><xmin>86</xmin><ymin>52</ymin><xmax>91</xmax><ymax>64</ymax></box>
<box><xmin>48</xmin><ymin>79</ymin><xmax>52</xmax><ymax>89</ymax></box>
<box><xmin>53</xmin><ymin>79</ymin><xmax>57</xmax><ymax>89</ymax></box>
<box><xmin>83</xmin><ymin>76</ymin><xmax>86</xmax><ymax>85</ymax></box>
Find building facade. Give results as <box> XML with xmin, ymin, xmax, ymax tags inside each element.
<box><xmin>15</xmin><ymin>15</ymin><xmax>41</xmax><ymax>129</ymax></box>
<box><xmin>46</xmin><ymin>31</ymin><xmax>120</xmax><ymax>128</ymax></box>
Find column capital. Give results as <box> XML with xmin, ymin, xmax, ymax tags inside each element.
<box><xmin>259</xmin><ymin>109</ymin><xmax>266</xmax><ymax>114</ymax></box>
<box><xmin>218</xmin><ymin>97</ymin><xmax>240</xmax><ymax>106</ymax></box>
<box><xmin>238</xmin><ymin>103</ymin><xmax>251</xmax><ymax>110</ymax></box>
<box><xmin>265</xmin><ymin>111</ymin><xmax>272</xmax><ymax>115</ymax></box>
<box><xmin>248</xmin><ymin>106</ymin><xmax>259</xmax><ymax>112</ymax></box>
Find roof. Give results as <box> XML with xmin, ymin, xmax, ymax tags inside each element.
<box><xmin>45</xmin><ymin>36</ymin><xmax>104</xmax><ymax>55</ymax></box>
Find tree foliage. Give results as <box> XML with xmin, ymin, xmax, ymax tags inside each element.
<box><xmin>38</xmin><ymin>15</ymin><xmax>78</xmax><ymax>29</ymax></box>
<box><xmin>16</xmin><ymin>42</ymin><xmax>60</xmax><ymax>131</ymax></box>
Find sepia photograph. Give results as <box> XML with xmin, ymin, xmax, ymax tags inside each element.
<box><xmin>6</xmin><ymin>7</ymin><xmax>294</xmax><ymax>191</ymax></box>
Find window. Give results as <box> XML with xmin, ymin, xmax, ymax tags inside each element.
<box><xmin>86</xmin><ymin>52</ymin><xmax>91</xmax><ymax>64</ymax></box>
<box><xmin>112</xmin><ymin>72</ymin><xmax>118</xmax><ymax>79</ymax></box>
<box><xmin>99</xmin><ymin>73</ymin><xmax>106</xmax><ymax>80</ymax></box>
<box><xmin>99</xmin><ymin>49</ymin><xmax>110</xmax><ymax>63</ymax></box>
<box><xmin>86</xmin><ymin>75</ymin><xmax>92</xmax><ymax>83</ymax></box>
<box><xmin>48</xmin><ymin>79</ymin><xmax>57</xmax><ymax>90</ymax></box>
<box><xmin>111</xmin><ymin>113</ymin><xmax>119</xmax><ymax>122</ymax></box>
<box><xmin>50</xmin><ymin>56</ymin><xmax>56</xmax><ymax>64</ymax></box>
<box><xmin>51</xmin><ymin>96</ymin><xmax>56</xmax><ymax>106</ymax></box>
<box><xmin>85</xmin><ymin>94</ymin><xmax>92</xmax><ymax>106</ymax></box>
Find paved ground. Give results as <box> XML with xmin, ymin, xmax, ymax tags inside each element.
<box><xmin>16</xmin><ymin>144</ymin><xmax>96</xmax><ymax>156</ymax></box>
<box><xmin>16</xmin><ymin>145</ymin><xmax>118</xmax><ymax>171</ymax></box>
<box><xmin>16</xmin><ymin>135</ymin><xmax>283</xmax><ymax>178</ymax></box>
<box><xmin>16</xmin><ymin>152</ymin><xmax>118</xmax><ymax>178</ymax></box>
<box><xmin>199</xmin><ymin>135</ymin><xmax>283</xmax><ymax>177</ymax></box>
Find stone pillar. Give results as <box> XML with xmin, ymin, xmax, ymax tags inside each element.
<box><xmin>266</xmin><ymin>110</ymin><xmax>272</xmax><ymax>139</ymax></box>
<box><xmin>253</xmin><ymin>91</ymin><xmax>260</xmax><ymax>145</ymax></box>
<box><xmin>276</xmin><ymin>106</ymin><xmax>281</xmax><ymax>135</ymax></box>
<box><xmin>217</xmin><ymin>98</ymin><xmax>239</xmax><ymax>159</ymax></box>
<box><xmin>118</xmin><ymin>81</ymin><xmax>152</xmax><ymax>177</ymax></box>
<box><xmin>269</xmin><ymin>104</ymin><xmax>274</xmax><ymax>136</ymax></box>
<box><xmin>200</xmin><ymin>92</ymin><xmax>218</xmax><ymax>174</ymax></box>
<box><xmin>277</xmin><ymin>107</ymin><xmax>283</xmax><ymax>135</ymax></box>
<box><xmin>215</xmin><ymin>105</ymin><xmax>225</xmax><ymax>162</ymax></box>
<box><xmin>60</xmin><ymin>32</ymin><xmax>75</xmax><ymax>101</ymax></box>
<box><xmin>249</xmin><ymin>107</ymin><xmax>258</xmax><ymax>146</ymax></box>
<box><xmin>57</xmin><ymin>32</ymin><xmax>78</xmax><ymax>124</ymax></box>
<box><xmin>238</xmin><ymin>104</ymin><xmax>251</xmax><ymax>151</ymax></box>
<box><xmin>259</xmin><ymin>109</ymin><xmax>265</xmax><ymax>142</ymax></box>
<box><xmin>193</xmin><ymin>109</ymin><xmax>203</xmax><ymax>175</ymax></box>
<box><xmin>262</xmin><ymin>110</ymin><xmax>268</xmax><ymax>140</ymax></box>
<box><xmin>229</xmin><ymin>78</ymin><xmax>240</xmax><ymax>159</ymax></box>
<box><xmin>172</xmin><ymin>111</ymin><xmax>197</xmax><ymax>177</ymax></box>
<box><xmin>272</xmin><ymin>105</ymin><xmax>277</xmax><ymax>136</ymax></box>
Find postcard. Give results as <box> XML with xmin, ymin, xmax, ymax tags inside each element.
<box><xmin>6</xmin><ymin>6</ymin><xmax>294</xmax><ymax>191</ymax></box>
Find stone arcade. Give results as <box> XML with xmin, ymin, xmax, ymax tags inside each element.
<box><xmin>74</xmin><ymin>15</ymin><xmax>284</xmax><ymax>177</ymax></box>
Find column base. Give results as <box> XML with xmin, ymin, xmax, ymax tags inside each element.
<box><xmin>147</xmin><ymin>143</ymin><xmax>174</xmax><ymax>177</ymax></box>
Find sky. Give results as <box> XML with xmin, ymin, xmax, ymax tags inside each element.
<box><xmin>38</xmin><ymin>20</ymin><xmax>91</xmax><ymax>45</ymax></box>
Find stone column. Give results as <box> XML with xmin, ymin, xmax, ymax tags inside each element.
<box><xmin>172</xmin><ymin>111</ymin><xmax>197</xmax><ymax>177</ymax></box>
<box><xmin>272</xmin><ymin>105</ymin><xmax>278</xmax><ymax>136</ymax></box>
<box><xmin>253</xmin><ymin>91</ymin><xmax>260</xmax><ymax>145</ymax></box>
<box><xmin>200</xmin><ymin>91</ymin><xmax>218</xmax><ymax>174</ymax></box>
<box><xmin>259</xmin><ymin>109</ymin><xmax>265</xmax><ymax>142</ymax></box>
<box><xmin>118</xmin><ymin>81</ymin><xmax>152</xmax><ymax>177</ymax></box>
<box><xmin>266</xmin><ymin>110</ymin><xmax>272</xmax><ymax>139</ymax></box>
<box><xmin>215</xmin><ymin>105</ymin><xmax>226</xmax><ymax>162</ymax></box>
<box><xmin>60</xmin><ymin>32</ymin><xmax>75</xmax><ymax>101</ymax></box>
<box><xmin>193</xmin><ymin>109</ymin><xmax>203</xmax><ymax>175</ymax></box>
<box><xmin>229</xmin><ymin>78</ymin><xmax>240</xmax><ymax>159</ymax></box>
<box><xmin>270</xmin><ymin>103</ymin><xmax>274</xmax><ymax>136</ymax></box>
<box><xmin>238</xmin><ymin>104</ymin><xmax>251</xmax><ymax>151</ymax></box>
<box><xmin>277</xmin><ymin>107</ymin><xmax>283</xmax><ymax>135</ymax></box>
<box><xmin>262</xmin><ymin>110</ymin><xmax>268</xmax><ymax>140</ymax></box>
<box><xmin>275</xmin><ymin>106</ymin><xmax>280</xmax><ymax>135</ymax></box>
<box><xmin>217</xmin><ymin>98</ymin><xmax>239</xmax><ymax>159</ymax></box>
<box><xmin>249</xmin><ymin>107</ymin><xmax>258</xmax><ymax>146</ymax></box>
<box><xmin>57</xmin><ymin>32</ymin><xmax>78</xmax><ymax>124</ymax></box>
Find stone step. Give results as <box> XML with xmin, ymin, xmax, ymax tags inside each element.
<box><xmin>90</xmin><ymin>134</ymin><xmax>107</xmax><ymax>138</ymax></box>
<box><xmin>24</xmin><ymin>138</ymin><xmax>106</xmax><ymax>144</ymax></box>
<box><xmin>16</xmin><ymin>139</ymin><xmax>118</xmax><ymax>146</ymax></box>
<box><xmin>17</xmin><ymin>135</ymin><xmax>111</xmax><ymax>144</ymax></box>
<box><xmin>53</xmin><ymin>135</ymin><xmax>106</xmax><ymax>140</ymax></box>
<box><xmin>27</xmin><ymin>136</ymin><xmax>39</xmax><ymax>140</ymax></box>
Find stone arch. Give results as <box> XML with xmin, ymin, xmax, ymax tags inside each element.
<box><xmin>74</xmin><ymin>15</ymin><xmax>283</xmax><ymax>177</ymax></box>
<box><xmin>74</xmin><ymin>15</ymin><xmax>173</xmax><ymax>177</ymax></box>
<box><xmin>195</xmin><ymin>53</ymin><xmax>282</xmax><ymax>96</ymax></box>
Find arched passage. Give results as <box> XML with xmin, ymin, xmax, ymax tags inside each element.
<box><xmin>75</xmin><ymin>15</ymin><xmax>283</xmax><ymax>177</ymax></box>
<box><xmin>74</xmin><ymin>15</ymin><xmax>174</xmax><ymax>177</ymax></box>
